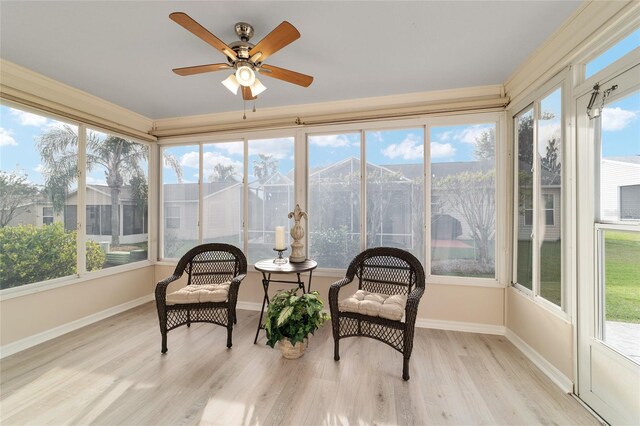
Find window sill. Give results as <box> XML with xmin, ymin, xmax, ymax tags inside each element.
<box><xmin>0</xmin><ymin>260</ymin><xmax>154</xmax><ymax>301</ymax></box>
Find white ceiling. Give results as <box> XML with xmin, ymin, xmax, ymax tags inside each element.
<box><xmin>0</xmin><ymin>1</ymin><xmax>582</xmax><ymax>120</ymax></box>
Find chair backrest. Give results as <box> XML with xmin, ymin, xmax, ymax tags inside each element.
<box><xmin>173</xmin><ymin>243</ymin><xmax>247</xmax><ymax>286</ymax></box>
<box><xmin>345</xmin><ymin>247</ymin><xmax>425</xmax><ymax>296</ymax></box>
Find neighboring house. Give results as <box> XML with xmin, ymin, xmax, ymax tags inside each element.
<box><xmin>515</xmin><ymin>160</ymin><xmax>562</xmax><ymax>242</ymax></box>
<box><xmin>600</xmin><ymin>157</ymin><xmax>640</xmax><ymax>221</ymax></box>
<box><xmin>4</xmin><ymin>185</ymin><xmax>148</xmax><ymax>247</ymax></box>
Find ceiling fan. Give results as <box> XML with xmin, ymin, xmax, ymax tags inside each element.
<box><xmin>170</xmin><ymin>12</ymin><xmax>313</xmax><ymax>102</ymax></box>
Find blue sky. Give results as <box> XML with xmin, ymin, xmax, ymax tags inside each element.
<box><xmin>586</xmin><ymin>27</ymin><xmax>639</xmax><ymax>78</ymax></box>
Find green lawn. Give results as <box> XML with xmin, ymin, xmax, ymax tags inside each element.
<box><xmin>604</xmin><ymin>230</ymin><xmax>640</xmax><ymax>324</ymax></box>
<box><xmin>517</xmin><ymin>231</ymin><xmax>640</xmax><ymax>323</ymax></box>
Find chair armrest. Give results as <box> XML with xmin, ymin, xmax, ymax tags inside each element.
<box><xmin>228</xmin><ymin>273</ymin><xmax>246</xmax><ymax>294</ymax></box>
<box><xmin>155</xmin><ymin>274</ymin><xmax>181</xmax><ymax>302</ymax></box>
<box><xmin>404</xmin><ymin>286</ymin><xmax>425</xmax><ymax>324</ymax></box>
<box><xmin>328</xmin><ymin>277</ymin><xmax>353</xmax><ymax>314</ymax></box>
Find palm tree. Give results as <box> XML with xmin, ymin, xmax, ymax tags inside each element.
<box><xmin>253</xmin><ymin>153</ymin><xmax>278</xmax><ymax>182</ymax></box>
<box><xmin>209</xmin><ymin>163</ymin><xmax>237</xmax><ymax>182</ymax></box>
<box><xmin>37</xmin><ymin>125</ymin><xmax>182</xmax><ymax>246</ymax></box>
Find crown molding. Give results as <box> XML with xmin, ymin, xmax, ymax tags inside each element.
<box><xmin>504</xmin><ymin>0</ymin><xmax>639</xmax><ymax>106</ymax></box>
<box><xmin>152</xmin><ymin>85</ymin><xmax>507</xmax><ymax>138</ymax></box>
<box><xmin>0</xmin><ymin>59</ymin><xmax>155</xmax><ymax>142</ymax></box>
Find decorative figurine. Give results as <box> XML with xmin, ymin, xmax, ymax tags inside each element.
<box><xmin>288</xmin><ymin>204</ymin><xmax>307</xmax><ymax>263</ymax></box>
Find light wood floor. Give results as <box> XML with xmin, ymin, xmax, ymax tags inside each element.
<box><xmin>1</xmin><ymin>303</ymin><xmax>600</xmax><ymax>425</ymax></box>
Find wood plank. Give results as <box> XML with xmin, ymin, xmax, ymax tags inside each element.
<box><xmin>0</xmin><ymin>303</ymin><xmax>600</xmax><ymax>425</ymax></box>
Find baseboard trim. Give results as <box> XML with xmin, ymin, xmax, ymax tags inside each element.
<box><xmin>505</xmin><ymin>328</ymin><xmax>574</xmax><ymax>393</ymax></box>
<box><xmin>416</xmin><ymin>318</ymin><xmax>506</xmax><ymax>335</ymax></box>
<box><xmin>0</xmin><ymin>294</ymin><xmax>154</xmax><ymax>359</ymax></box>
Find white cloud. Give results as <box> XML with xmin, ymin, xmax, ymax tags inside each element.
<box><xmin>9</xmin><ymin>108</ymin><xmax>49</xmax><ymax>127</ymax></box>
<box><xmin>430</xmin><ymin>142</ymin><xmax>456</xmax><ymax>158</ymax></box>
<box><xmin>434</xmin><ymin>125</ymin><xmax>493</xmax><ymax>145</ymax></box>
<box><xmin>459</xmin><ymin>125</ymin><xmax>493</xmax><ymax>145</ymax></box>
<box><xmin>248</xmin><ymin>138</ymin><xmax>293</xmax><ymax>160</ymax></box>
<box><xmin>538</xmin><ymin>122</ymin><xmax>561</xmax><ymax>145</ymax></box>
<box><xmin>178</xmin><ymin>151</ymin><xmax>201</xmax><ymax>169</ymax></box>
<box><xmin>34</xmin><ymin>164</ymin><xmax>45</xmax><ymax>174</ymax></box>
<box><xmin>368</xmin><ymin>131</ymin><xmax>383</xmax><ymax>142</ymax></box>
<box><xmin>381</xmin><ymin>134</ymin><xmax>423</xmax><ymax>160</ymax></box>
<box><xmin>309</xmin><ymin>134</ymin><xmax>351</xmax><ymax>148</ymax></box>
<box><xmin>0</xmin><ymin>127</ymin><xmax>17</xmax><ymax>146</ymax></box>
<box><xmin>203</xmin><ymin>151</ymin><xmax>242</xmax><ymax>178</ymax></box>
<box><xmin>602</xmin><ymin>107</ymin><xmax>638</xmax><ymax>131</ymax></box>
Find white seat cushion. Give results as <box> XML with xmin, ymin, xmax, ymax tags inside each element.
<box><xmin>166</xmin><ymin>282</ymin><xmax>230</xmax><ymax>305</ymax></box>
<box><xmin>338</xmin><ymin>289</ymin><xmax>407</xmax><ymax>321</ymax></box>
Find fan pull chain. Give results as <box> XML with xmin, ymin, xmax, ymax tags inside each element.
<box><xmin>243</xmin><ymin>100</ymin><xmax>246</xmax><ymax>120</ymax></box>
<box><xmin>253</xmin><ymin>99</ymin><xmax>256</xmax><ymax>113</ymax></box>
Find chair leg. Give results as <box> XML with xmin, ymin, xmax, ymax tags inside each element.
<box><xmin>187</xmin><ymin>310</ymin><xmax>191</xmax><ymax>327</ymax></box>
<box><xmin>161</xmin><ymin>332</ymin><xmax>168</xmax><ymax>354</ymax></box>
<box><xmin>402</xmin><ymin>357</ymin><xmax>410</xmax><ymax>381</ymax></box>
<box><xmin>334</xmin><ymin>338</ymin><xmax>340</xmax><ymax>361</ymax></box>
<box><xmin>227</xmin><ymin>324</ymin><xmax>233</xmax><ymax>348</ymax></box>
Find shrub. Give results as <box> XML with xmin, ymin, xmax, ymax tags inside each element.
<box><xmin>0</xmin><ymin>223</ymin><xmax>105</xmax><ymax>289</ymax></box>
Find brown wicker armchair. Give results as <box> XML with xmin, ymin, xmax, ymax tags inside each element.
<box><xmin>329</xmin><ymin>247</ymin><xmax>426</xmax><ymax>380</ymax></box>
<box><xmin>155</xmin><ymin>243</ymin><xmax>247</xmax><ymax>353</ymax></box>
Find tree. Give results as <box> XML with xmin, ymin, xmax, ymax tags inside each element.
<box><xmin>434</xmin><ymin>129</ymin><xmax>496</xmax><ymax>269</ymax></box>
<box><xmin>37</xmin><ymin>125</ymin><xmax>182</xmax><ymax>246</ymax></box>
<box><xmin>209</xmin><ymin>163</ymin><xmax>236</xmax><ymax>182</ymax></box>
<box><xmin>253</xmin><ymin>153</ymin><xmax>278</xmax><ymax>182</ymax></box>
<box><xmin>0</xmin><ymin>171</ymin><xmax>41</xmax><ymax>227</ymax></box>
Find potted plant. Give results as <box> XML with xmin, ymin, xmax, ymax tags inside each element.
<box><xmin>264</xmin><ymin>289</ymin><xmax>330</xmax><ymax>359</ymax></box>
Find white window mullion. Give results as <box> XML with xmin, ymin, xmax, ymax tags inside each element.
<box><xmin>198</xmin><ymin>143</ymin><xmax>203</xmax><ymax>244</ymax></box>
<box><xmin>532</xmin><ymin>100</ymin><xmax>541</xmax><ymax>298</ymax></box>
<box><xmin>424</xmin><ymin>123</ymin><xmax>431</xmax><ymax>278</ymax></box>
<box><xmin>360</xmin><ymin>129</ymin><xmax>366</xmax><ymax>252</ymax></box>
<box><xmin>243</xmin><ymin>138</ymin><xmax>249</xmax><ymax>255</ymax></box>
<box><xmin>77</xmin><ymin>125</ymin><xmax>87</xmax><ymax>276</ymax></box>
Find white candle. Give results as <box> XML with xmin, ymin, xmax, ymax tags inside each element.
<box><xmin>275</xmin><ymin>226</ymin><xmax>285</xmax><ymax>250</ymax></box>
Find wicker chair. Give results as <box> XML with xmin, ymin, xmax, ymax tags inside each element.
<box><xmin>155</xmin><ymin>243</ymin><xmax>247</xmax><ymax>353</ymax></box>
<box><xmin>329</xmin><ymin>247</ymin><xmax>426</xmax><ymax>380</ymax></box>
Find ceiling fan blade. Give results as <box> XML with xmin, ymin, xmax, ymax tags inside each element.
<box><xmin>173</xmin><ymin>63</ymin><xmax>231</xmax><ymax>76</ymax></box>
<box><xmin>259</xmin><ymin>64</ymin><xmax>313</xmax><ymax>87</ymax></box>
<box><xmin>248</xmin><ymin>21</ymin><xmax>300</xmax><ymax>62</ymax></box>
<box><xmin>242</xmin><ymin>86</ymin><xmax>256</xmax><ymax>100</ymax></box>
<box><xmin>170</xmin><ymin>12</ymin><xmax>237</xmax><ymax>61</ymax></box>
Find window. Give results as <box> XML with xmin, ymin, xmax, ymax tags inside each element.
<box><xmin>162</xmin><ymin>144</ymin><xmax>197</xmax><ymax>259</ymax></box>
<box><xmin>585</xmin><ymin>27</ymin><xmax>640</xmax><ymax>79</ymax></box>
<box><xmin>365</xmin><ymin>129</ymin><xmax>424</xmax><ymax>260</ymax></box>
<box><xmin>247</xmin><ymin>137</ymin><xmax>294</xmax><ymax>264</ymax></box>
<box><xmin>524</xmin><ymin>194</ymin><xmax>554</xmax><ymax>226</ymax></box>
<box><xmin>42</xmin><ymin>207</ymin><xmax>53</xmax><ymax>225</ymax></box>
<box><xmin>86</xmin><ymin>129</ymin><xmax>149</xmax><ymax>269</ymax></box>
<box><xmin>513</xmin><ymin>86</ymin><xmax>563</xmax><ymax>307</ymax></box>
<box><xmin>430</xmin><ymin>123</ymin><xmax>496</xmax><ymax>278</ymax></box>
<box><xmin>620</xmin><ymin>185</ymin><xmax>640</xmax><ymax>220</ymax></box>
<box><xmin>159</xmin><ymin>136</ymin><xmax>294</xmax><ymax>262</ymax></box>
<box><xmin>308</xmin><ymin>133</ymin><xmax>361</xmax><ymax>269</ymax></box>
<box><xmin>203</xmin><ymin>141</ymin><xmax>243</xmax><ymax>247</ymax></box>
<box><xmin>0</xmin><ymin>105</ymin><xmax>78</xmax><ymax>289</ymax></box>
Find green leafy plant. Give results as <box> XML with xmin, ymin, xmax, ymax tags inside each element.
<box><xmin>0</xmin><ymin>222</ymin><xmax>105</xmax><ymax>289</ymax></box>
<box><xmin>264</xmin><ymin>289</ymin><xmax>330</xmax><ymax>348</ymax></box>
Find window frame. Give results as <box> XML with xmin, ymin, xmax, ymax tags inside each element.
<box><xmin>157</xmin><ymin>129</ymin><xmax>297</xmax><ymax>262</ymax></box>
<box><xmin>510</xmin><ymin>72</ymin><xmax>570</xmax><ymax>315</ymax></box>
<box><xmin>0</xmin><ymin>101</ymin><xmax>153</xmax><ymax>299</ymax></box>
<box><xmin>303</xmin><ymin>113</ymin><xmax>505</xmax><ymax>287</ymax></box>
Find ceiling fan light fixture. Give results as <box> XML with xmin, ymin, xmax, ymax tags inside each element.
<box><xmin>222</xmin><ymin>74</ymin><xmax>240</xmax><ymax>94</ymax></box>
<box><xmin>235</xmin><ymin>62</ymin><xmax>256</xmax><ymax>86</ymax></box>
<box><xmin>250</xmin><ymin>78</ymin><xmax>267</xmax><ymax>97</ymax></box>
